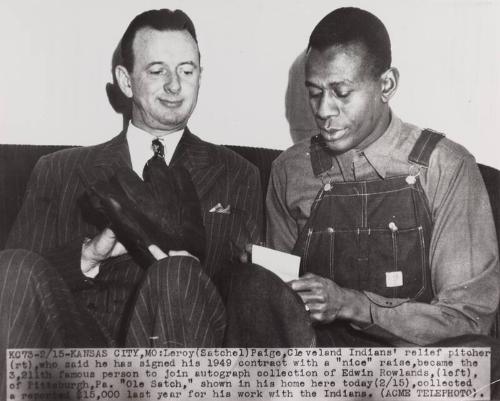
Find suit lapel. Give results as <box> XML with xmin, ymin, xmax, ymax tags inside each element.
<box><xmin>84</xmin><ymin>130</ymin><xmax>131</xmax><ymax>184</ymax></box>
<box><xmin>172</xmin><ymin>128</ymin><xmax>225</xmax><ymax>199</ymax></box>
<box><xmin>80</xmin><ymin>127</ymin><xmax>223</xmax><ymax>198</ymax></box>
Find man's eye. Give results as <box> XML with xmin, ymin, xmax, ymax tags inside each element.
<box><xmin>149</xmin><ymin>69</ymin><xmax>166</xmax><ymax>75</ymax></box>
<box><xmin>180</xmin><ymin>68</ymin><xmax>194</xmax><ymax>76</ymax></box>
<box><xmin>335</xmin><ymin>90</ymin><xmax>351</xmax><ymax>99</ymax></box>
<box><xmin>308</xmin><ymin>90</ymin><xmax>322</xmax><ymax>99</ymax></box>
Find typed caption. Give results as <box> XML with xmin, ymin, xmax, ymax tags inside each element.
<box><xmin>7</xmin><ymin>347</ymin><xmax>490</xmax><ymax>400</ymax></box>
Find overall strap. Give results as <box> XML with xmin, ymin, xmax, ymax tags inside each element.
<box><xmin>408</xmin><ymin>129</ymin><xmax>445</xmax><ymax>167</ymax></box>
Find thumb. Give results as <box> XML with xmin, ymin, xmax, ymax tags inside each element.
<box><xmin>148</xmin><ymin>244</ymin><xmax>168</xmax><ymax>260</ymax></box>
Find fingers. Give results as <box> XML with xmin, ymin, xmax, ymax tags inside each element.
<box><xmin>289</xmin><ymin>273</ymin><xmax>322</xmax><ymax>292</ymax></box>
<box><xmin>95</xmin><ymin>228</ymin><xmax>119</xmax><ymax>252</ymax></box>
<box><xmin>238</xmin><ymin>243</ymin><xmax>253</xmax><ymax>263</ymax></box>
<box><xmin>297</xmin><ymin>292</ymin><xmax>328</xmax><ymax>322</ymax></box>
<box><xmin>148</xmin><ymin>246</ymin><xmax>201</xmax><ymax>262</ymax></box>
<box><xmin>109</xmin><ymin>241</ymin><xmax>127</xmax><ymax>258</ymax></box>
<box><xmin>148</xmin><ymin>244</ymin><xmax>168</xmax><ymax>260</ymax></box>
<box><xmin>168</xmin><ymin>250</ymin><xmax>200</xmax><ymax>263</ymax></box>
<box><xmin>296</xmin><ymin>291</ymin><xmax>326</xmax><ymax>304</ymax></box>
<box><xmin>101</xmin><ymin>227</ymin><xmax>117</xmax><ymax>240</ymax></box>
<box><xmin>290</xmin><ymin>274</ymin><xmax>340</xmax><ymax>323</ymax></box>
<box><xmin>83</xmin><ymin>228</ymin><xmax>119</xmax><ymax>264</ymax></box>
<box><xmin>95</xmin><ymin>228</ymin><xmax>128</xmax><ymax>258</ymax></box>
<box><xmin>239</xmin><ymin>252</ymin><xmax>249</xmax><ymax>263</ymax></box>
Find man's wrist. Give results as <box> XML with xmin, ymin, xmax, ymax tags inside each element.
<box><xmin>338</xmin><ymin>288</ymin><xmax>372</xmax><ymax>325</ymax></box>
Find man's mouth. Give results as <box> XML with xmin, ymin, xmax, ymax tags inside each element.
<box><xmin>159</xmin><ymin>98</ymin><xmax>183</xmax><ymax>108</ymax></box>
<box><xmin>321</xmin><ymin>128</ymin><xmax>348</xmax><ymax>142</ymax></box>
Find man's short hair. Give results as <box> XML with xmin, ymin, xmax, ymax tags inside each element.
<box><xmin>308</xmin><ymin>7</ymin><xmax>391</xmax><ymax>78</ymax></box>
<box><xmin>120</xmin><ymin>9</ymin><xmax>198</xmax><ymax>72</ymax></box>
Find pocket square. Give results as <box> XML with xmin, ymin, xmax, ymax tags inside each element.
<box><xmin>209</xmin><ymin>203</ymin><xmax>231</xmax><ymax>214</ymax></box>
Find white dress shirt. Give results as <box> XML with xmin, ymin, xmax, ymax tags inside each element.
<box><xmin>127</xmin><ymin>123</ymin><xmax>184</xmax><ymax>177</ymax></box>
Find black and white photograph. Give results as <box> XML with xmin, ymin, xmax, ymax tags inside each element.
<box><xmin>1</xmin><ymin>0</ymin><xmax>499</xmax><ymax>400</ymax></box>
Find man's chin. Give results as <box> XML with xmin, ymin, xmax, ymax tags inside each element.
<box><xmin>323</xmin><ymin>138</ymin><xmax>356</xmax><ymax>155</ymax></box>
<box><xmin>320</xmin><ymin>132</ymin><xmax>352</xmax><ymax>154</ymax></box>
<box><xmin>138</xmin><ymin>116</ymin><xmax>188</xmax><ymax>134</ymax></box>
<box><xmin>156</xmin><ymin>113</ymin><xmax>188</xmax><ymax>129</ymax></box>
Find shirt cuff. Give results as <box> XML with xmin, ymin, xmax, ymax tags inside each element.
<box><xmin>349</xmin><ymin>291</ymin><xmax>415</xmax><ymax>346</ymax></box>
<box><xmin>362</xmin><ymin>290</ymin><xmax>409</xmax><ymax>308</ymax></box>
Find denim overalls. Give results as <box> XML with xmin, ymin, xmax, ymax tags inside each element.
<box><xmin>292</xmin><ymin>130</ymin><xmax>444</xmax><ymax>346</ymax></box>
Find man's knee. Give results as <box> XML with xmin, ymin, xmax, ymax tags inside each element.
<box><xmin>216</xmin><ymin>262</ymin><xmax>286</xmax><ymax>302</ymax></box>
<box><xmin>145</xmin><ymin>255</ymin><xmax>209</xmax><ymax>299</ymax></box>
<box><xmin>0</xmin><ymin>248</ymin><xmax>54</xmax><ymax>282</ymax></box>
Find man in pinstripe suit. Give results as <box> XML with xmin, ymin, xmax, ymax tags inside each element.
<box><xmin>0</xmin><ymin>8</ymin><xmax>262</xmax><ymax>361</ymax></box>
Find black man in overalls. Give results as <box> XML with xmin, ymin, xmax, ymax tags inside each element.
<box><xmin>267</xmin><ymin>7</ymin><xmax>500</xmax><ymax>349</ymax></box>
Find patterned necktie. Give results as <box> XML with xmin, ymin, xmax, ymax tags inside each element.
<box><xmin>143</xmin><ymin>138</ymin><xmax>166</xmax><ymax>181</ymax></box>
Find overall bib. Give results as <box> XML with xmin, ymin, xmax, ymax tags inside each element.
<box><xmin>292</xmin><ymin>130</ymin><xmax>443</xmax><ymax>346</ymax></box>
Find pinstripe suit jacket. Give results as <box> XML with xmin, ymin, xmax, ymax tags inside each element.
<box><xmin>6</xmin><ymin>128</ymin><xmax>263</xmax><ymax>291</ymax></box>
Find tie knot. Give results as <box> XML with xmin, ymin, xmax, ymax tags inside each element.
<box><xmin>152</xmin><ymin>138</ymin><xmax>165</xmax><ymax>159</ymax></box>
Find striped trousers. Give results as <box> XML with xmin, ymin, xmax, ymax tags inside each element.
<box><xmin>0</xmin><ymin>249</ymin><xmax>226</xmax><ymax>394</ymax></box>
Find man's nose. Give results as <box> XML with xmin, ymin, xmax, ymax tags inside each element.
<box><xmin>164</xmin><ymin>72</ymin><xmax>181</xmax><ymax>94</ymax></box>
<box><xmin>316</xmin><ymin>92</ymin><xmax>340</xmax><ymax>121</ymax></box>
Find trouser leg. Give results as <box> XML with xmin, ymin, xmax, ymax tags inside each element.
<box><xmin>0</xmin><ymin>249</ymin><xmax>107</xmax><ymax>396</ymax></box>
<box><xmin>75</xmin><ymin>254</ymin><xmax>144</xmax><ymax>345</ymax></box>
<box><xmin>215</xmin><ymin>262</ymin><xmax>315</xmax><ymax>347</ymax></box>
<box><xmin>0</xmin><ymin>249</ymin><xmax>65</xmax><ymax>350</ymax></box>
<box><xmin>125</xmin><ymin>256</ymin><xmax>226</xmax><ymax>347</ymax></box>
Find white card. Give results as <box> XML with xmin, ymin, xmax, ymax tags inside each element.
<box><xmin>251</xmin><ymin>244</ymin><xmax>301</xmax><ymax>283</ymax></box>
<box><xmin>385</xmin><ymin>271</ymin><xmax>403</xmax><ymax>287</ymax></box>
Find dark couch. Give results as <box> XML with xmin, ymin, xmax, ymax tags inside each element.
<box><xmin>1</xmin><ymin>143</ymin><xmax>500</xmax><ymax>337</ymax></box>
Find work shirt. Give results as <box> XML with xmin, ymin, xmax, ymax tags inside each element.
<box><xmin>266</xmin><ymin>114</ymin><xmax>500</xmax><ymax>345</ymax></box>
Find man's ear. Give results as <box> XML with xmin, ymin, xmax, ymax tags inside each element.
<box><xmin>115</xmin><ymin>65</ymin><xmax>133</xmax><ymax>99</ymax></box>
<box><xmin>380</xmin><ymin>67</ymin><xmax>399</xmax><ymax>103</ymax></box>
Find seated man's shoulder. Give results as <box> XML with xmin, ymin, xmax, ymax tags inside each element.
<box><xmin>434</xmin><ymin>135</ymin><xmax>474</xmax><ymax>164</ymax></box>
<box><xmin>39</xmin><ymin>136</ymin><xmax>119</xmax><ymax>164</ymax></box>
<box><xmin>402</xmin><ymin>122</ymin><xmax>476</xmax><ymax>170</ymax></box>
<box><xmin>220</xmin><ymin>144</ymin><xmax>257</xmax><ymax>171</ymax></box>
<box><xmin>272</xmin><ymin>137</ymin><xmax>312</xmax><ymax>170</ymax></box>
<box><xmin>199</xmin><ymin>137</ymin><xmax>260</xmax><ymax>178</ymax></box>
<box><xmin>401</xmin><ymin>123</ymin><xmax>482</xmax><ymax>197</ymax></box>
<box><xmin>422</xmin><ymin>129</ymin><xmax>476</xmax><ymax>173</ymax></box>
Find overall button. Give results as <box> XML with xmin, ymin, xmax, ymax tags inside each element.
<box><xmin>324</xmin><ymin>183</ymin><xmax>332</xmax><ymax>191</ymax></box>
<box><xmin>388</xmin><ymin>222</ymin><xmax>398</xmax><ymax>232</ymax></box>
<box><xmin>406</xmin><ymin>175</ymin><xmax>416</xmax><ymax>185</ymax></box>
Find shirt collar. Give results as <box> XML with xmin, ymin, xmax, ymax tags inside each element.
<box><xmin>362</xmin><ymin>113</ymin><xmax>402</xmax><ymax>178</ymax></box>
<box><xmin>309</xmin><ymin>112</ymin><xmax>402</xmax><ymax>179</ymax></box>
<box><xmin>126</xmin><ymin>123</ymin><xmax>184</xmax><ymax>177</ymax></box>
